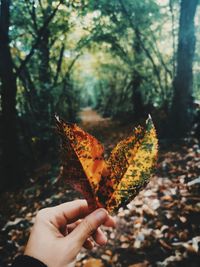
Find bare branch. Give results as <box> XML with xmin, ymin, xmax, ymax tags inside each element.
<box><xmin>53</xmin><ymin>43</ymin><xmax>65</xmax><ymax>87</ymax></box>
<box><xmin>15</xmin><ymin>0</ymin><xmax>64</xmax><ymax>77</ymax></box>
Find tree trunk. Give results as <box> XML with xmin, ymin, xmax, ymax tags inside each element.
<box><xmin>132</xmin><ymin>28</ymin><xmax>145</xmax><ymax>121</ymax></box>
<box><xmin>0</xmin><ymin>0</ymin><xmax>23</xmax><ymax>191</ymax></box>
<box><xmin>169</xmin><ymin>0</ymin><xmax>198</xmax><ymax>138</ymax></box>
<box><xmin>132</xmin><ymin>71</ymin><xmax>144</xmax><ymax>120</ymax></box>
<box><xmin>38</xmin><ymin>26</ymin><xmax>52</xmax><ymax>122</ymax></box>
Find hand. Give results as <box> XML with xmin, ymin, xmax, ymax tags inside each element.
<box><xmin>24</xmin><ymin>200</ymin><xmax>115</xmax><ymax>267</ymax></box>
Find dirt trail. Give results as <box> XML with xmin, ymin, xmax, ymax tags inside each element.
<box><xmin>78</xmin><ymin>107</ymin><xmax>133</xmax><ymax>153</ymax></box>
<box><xmin>79</xmin><ymin>107</ymin><xmax>110</xmax><ymax>128</ymax></box>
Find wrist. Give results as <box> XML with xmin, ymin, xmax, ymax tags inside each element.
<box><xmin>12</xmin><ymin>255</ymin><xmax>47</xmax><ymax>267</ymax></box>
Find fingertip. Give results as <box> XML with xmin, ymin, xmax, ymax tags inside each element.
<box><xmin>94</xmin><ymin>208</ymin><xmax>108</xmax><ymax>223</ymax></box>
<box><xmin>98</xmin><ymin>235</ymin><xmax>107</xmax><ymax>246</ymax></box>
<box><xmin>83</xmin><ymin>239</ymin><xmax>94</xmax><ymax>250</ymax></box>
<box><xmin>104</xmin><ymin>215</ymin><xmax>116</xmax><ymax>228</ymax></box>
<box><xmin>95</xmin><ymin>233</ymin><xmax>107</xmax><ymax>246</ymax></box>
<box><xmin>93</xmin><ymin>228</ymin><xmax>108</xmax><ymax>246</ymax></box>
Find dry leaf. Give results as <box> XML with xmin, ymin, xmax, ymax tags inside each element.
<box><xmin>56</xmin><ymin>115</ymin><xmax>158</xmax><ymax>212</ymax></box>
<box><xmin>83</xmin><ymin>258</ymin><xmax>105</xmax><ymax>267</ymax></box>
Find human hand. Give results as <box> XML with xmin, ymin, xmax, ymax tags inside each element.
<box><xmin>24</xmin><ymin>200</ymin><xmax>115</xmax><ymax>267</ymax></box>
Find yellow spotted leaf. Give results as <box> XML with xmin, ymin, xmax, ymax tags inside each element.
<box><xmin>56</xmin><ymin>115</ymin><xmax>158</xmax><ymax>213</ymax></box>
<box><xmin>104</xmin><ymin>116</ymin><xmax>158</xmax><ymax>212</ymax></box>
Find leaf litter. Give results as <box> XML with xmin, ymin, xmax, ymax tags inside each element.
<box><xmin>0</xmin><ymin>118</ymin><xmax>200</xmax><ymax>267</ymax></box>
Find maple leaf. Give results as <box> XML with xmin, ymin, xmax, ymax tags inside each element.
<box><xmin>56</xmin><ymin>116</ymin><xmax>158</xmax><ymax>213</ymax></box>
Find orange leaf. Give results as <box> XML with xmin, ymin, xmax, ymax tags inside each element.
<box><xmin>56</xmin><ymin>115</ymin><xmax>158</xmax><ymax>212</ymax></box>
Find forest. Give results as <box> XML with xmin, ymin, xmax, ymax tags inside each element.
<box><xmin>0</xmin><ymin>0</ymin><xmax>200</xmax><ymax>266</ymax></box>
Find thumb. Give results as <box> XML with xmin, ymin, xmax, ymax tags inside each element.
<box><xmin>67</xmin><ymin>208</ymin><xmax>108</xmax><ymax>248</ymax></box>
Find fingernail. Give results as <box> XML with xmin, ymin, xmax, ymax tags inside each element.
<box><xmin>95</xmin><ymin>209</ymin><xmax>107</xmax><ymax>221</ymax></box>
<box><xmin>99</xmin><ymin>236</ymin><xmax>107</xmax><ymax>246</ymax></box>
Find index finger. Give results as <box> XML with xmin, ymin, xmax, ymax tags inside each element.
<box><xmin>50</xmin><ymin>199</ymin><xmax>89</xmax><ymax>228</ymax></box>
<box><xmin>55</xmin><ymin>200</ymin><xmax>115</xmax><ymax>227</ymax></box>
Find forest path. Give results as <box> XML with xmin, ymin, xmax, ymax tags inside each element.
<box><xmin>78</xmin><ymin>107</ymin><xmax>132</xmax><ymax>157</ymax></box>
<box><xmin>79</xmin><ymin>107</ymin><xmax>110</xmax><ymax>127</ymax></box>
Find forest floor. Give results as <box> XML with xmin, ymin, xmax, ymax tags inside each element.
<box><xmin>0</xmin><ymin>108</ymin><xmax>200</xmax><ymax>267</ymax></box>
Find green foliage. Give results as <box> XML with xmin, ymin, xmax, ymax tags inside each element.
<box><xmin>9</xmin><ymin>1</ymin><xmax>86</xmax><ymax>154</ymax></box>
<box><xmin>0</xmin><ymin>0</ymin><xmax>199</xmax><ymax>183</ymax></box>
<box><xmin>9</xmin><ymin>0</ymin><xmax>199</xmax><ymax>130</ymax></box>
<box><xmin>75</xmin><ymin>0</ymin><xmax>176</xmax><ymax>120</ymax></box>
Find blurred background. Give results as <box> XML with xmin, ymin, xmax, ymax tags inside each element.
<box><xmin>0</xmin><ymin>0</ymin><xmax>200</xmax><ymax>266</ymax></box>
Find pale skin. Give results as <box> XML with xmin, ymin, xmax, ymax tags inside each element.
<box><xmin>24</xmin><ymin>200</ymin><xmax>116</xmax><ymax>267</ymax></box>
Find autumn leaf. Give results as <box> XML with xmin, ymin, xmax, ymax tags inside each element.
<box><xmin>56</xmin><ymin>115</ymin><xmax>158</xmax><ymax>213</ymax></box>
<box><xmin>98</xmin><ymin>116</ymin><xmax>158</xmax><ymax>212</ymax></box>
<box><xmin>56</xmin><ymin>117</ymin><xmax>103</xmax><ymax>210</ymax></box>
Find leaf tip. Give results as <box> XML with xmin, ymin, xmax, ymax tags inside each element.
<box><xmin>55</xmin><ymin>114</ymin><xmax>60</xmax><ymax>122</ymax></box>
<box><xmin>146</xmin><ymin>114</ymin><xmax>153</xmax><ymax>123</ymax></box>
<box><xmin>146</xmin><ymin>114</ymin><xmax>155</xmax><ymax>131</ymax></box>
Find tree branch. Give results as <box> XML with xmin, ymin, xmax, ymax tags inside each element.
<box><xmin>118</xmin><ymin>0</ymin><xmax>164</xmax><ymax>91</ymax></box>
<box><xmin>53</xmin><ymin>43</ymin><xmax>65</xmax><ymax>87</ymax></box>
<box><xmin>15</xmin><ymin>0</ymin><xmax>63</xmax><ymax>77</ymax></box>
